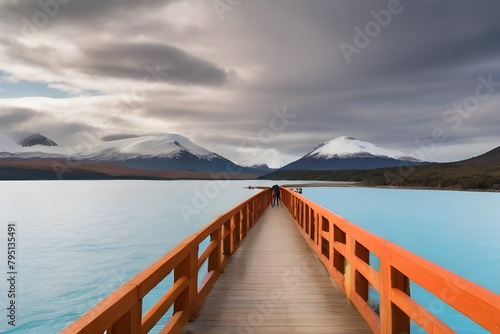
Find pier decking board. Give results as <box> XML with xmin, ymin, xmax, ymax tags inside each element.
<box><xmin>183</xmin><ymin>206</ymin><xmax>371</xmax><ymax>334</ymax></box>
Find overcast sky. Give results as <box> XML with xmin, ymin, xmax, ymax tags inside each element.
<box><xmin>1</xmin><ymin>0</ymin><xmax>500</xmax><ymax>162</ymax></box>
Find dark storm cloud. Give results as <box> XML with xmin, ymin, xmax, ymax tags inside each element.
<box><xmin>236</xmin><ymin>0</ymin><xmax>500</xmax><ymax>113</ymax></box>
<box><xmin>329</xmin><ymin>0</ymin><xmax>500</xmax><ymax>74</ymax></box>
<box><xmin>0</xmin><ymin>108</ymin><xmax>37</xmax><ymax>126</ymax></box>
<box><xmin>0</xmin><ymin>0</ymin><xmax>175</xmax><ymax>22</ymax></box>
<box><xmin>367</xmin><ymin>27</ymin><xmax>500</xmax><ymax>79</ymax></box>
<box><xmin>234</xmin><ymin>1</ymin><xmax>500</xmax><ymax>157</ymax></box>
<box><xmin>102</xmin><ymin>134</ymin><xmax>140</xmax><ymax>142</ymax></box>
<box><xmin>80</xmin><ymin>42</ymin><xmax>229</xmax><ymax>86</ymax></box>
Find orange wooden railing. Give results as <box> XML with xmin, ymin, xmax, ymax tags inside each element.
<box><xmin>62</xmin><ymin>189</ymin><xmax>271</xmax><ymax>334</ymax></box>
<box><xmin>281</xmin><ymin>187</ymin><xmax>500</xmax><ymax>333</ymax></box>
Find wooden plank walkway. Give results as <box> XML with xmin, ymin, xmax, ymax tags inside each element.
<box><xmin>182</xmin><ymin>206</ymin><xmax>372</xmax><ymax>334</ymax></box>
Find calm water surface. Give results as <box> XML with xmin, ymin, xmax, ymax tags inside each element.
<box><xmin>302</xmin><ymin>187</ymin><xmax>500</xmax><ymax>333</ymax></box>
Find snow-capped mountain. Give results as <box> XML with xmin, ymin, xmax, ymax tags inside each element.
<box><xmin>0</xmin><ymin>133</ymin><xmax>69</xmax><ymax>158</ymax></box>
<box><xmin>0</xmin><ymin>132</ymin><xmax>266</xmax><ymax>174</ymax></box>
<box><xmin>238</xmin><ymin>149</ymin><xmax>299</xmax><ymax>170</ymax></box>
<box><xmin>85</xmin><ymin>134</ymin><xmax>221</xmax><ymax>160</ymax></box>
<box><xmin>80</xmin><ymin>133</ymin><xmax>239</xmax><ymax>172</ymax></box>
<box><xmin>19</xmin><ymin>133</ymin><xmax>58</xmax><ymax>147</ymax></box>
<box><xmin>307</xmin><ymin>136</ymin><xmax>418</xmax><ymax>161</ymax></box>
<box><xmin>281</xmin><ymin>136</ymin><xmax>423</xmax><ymax>171</ymax></box>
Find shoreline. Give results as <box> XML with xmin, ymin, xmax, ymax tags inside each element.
<box><xmin>283</xmin><ymin>182</ymin><xmax>500</xmax><ymax>193</ymax></box>
<box><xmin>258</xmin><ymin>181</ymin><xmax>500</xmax><ymax>193</ymax></box>
<box><xmin>281</xmin><ymin>182</ymin><xmax>357</xmax><ymax>188</ymax></box>
<box><xmin>1</xmin><ymin>176</ymin><xmax>498</xmax><ymax>193</ymax></box>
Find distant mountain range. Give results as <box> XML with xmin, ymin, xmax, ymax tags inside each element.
<box><xmin>1</xmin><ymin>132</ymin><xmax>498</xmax><ymax>184</ymax></box>
<box><xmin>238</xmin><ymin>149</ymin><xmax>299</xmax><ymax>171</ymax></box>
<box><xmin>0</xmin><ymin>133</ymin><xmax>265</xmax><ymax>177</ymax></box>
<box><xmin>281</xmin><ymin>136</ymin><xmax>422</xmax><ymax>170</ymax></box>
<box><xmin>262</xmin><ymin>141</ymin><xmax>500</xmax><ymax>190</ymax></box>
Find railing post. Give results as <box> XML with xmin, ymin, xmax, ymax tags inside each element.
<box><xmin>209</xmin><ymin>227</ymin><xmax>223</xmax><ymax>273</ymax></box>
<box><xmin>295</xmin><ymin>196</ymin><xmax>298</xmax><ymax>218</ymax></box>
<box><xmin>315</xmin><ymin>211</ymin><xmax>320</xmax><ymax>246</ymax></box>
<box><xmin>260</xmin><ymin>191</ymin><xmax>263</xmax><ymax>213</ymax></box>
<box><xmin>264</xmin><ymin>192</ymin><xmax>267</xmax><ymax>211</ymax></box>
<box><xmin>329</xmin><ymin>217</ymin><xmax>335</xmax><ymax>271</ymax></box>
<box><xmin>380</xmin><ymin>258</ymin><xmax>410</xmax><ymax>334</ymax></box>
<box><xmin>130</xmin><ymin>301</ymin><xmax>142</xmax><ymax>334</ymax></box>
<box><xmin>391</xmin><ymin>267</ymin><xmax>410</xmax><ymax>333</ymax></box>
<box><xmin>248</xmin><ymin>200</ymin><xmax>255</xmax><ymax>229</ymax></box>
<box><xmin>174</xmin><ymin>244</ymin><xmax>198</xmax><ymax>321</ymax></box>
<box><xmin>257</xmin><ymin>196</ymin><xmax>261</xmax><ymax>216</ymax></box>
<box><xmin>223</xmin><ymin>219</ymin><xmax>231</xmax><ymax>255</ymax></box>
<box><xmin>306</xmin><ymin>205</ymin><xmax>312</xmax><ymax>231</ymax></box>
<box><xmin>345</xmin><ymin>236</ymin><xmax>356</xmax><ymax>302</ymax></box>
<box><xmin>234</xmin><ymin>212</ymin><xmax>241</xmax><ymax>250</ymax></box>
<box><xmin>316</xmin><ymin>213</ymin><xmax>322</xmax><ymax>253</ymax></box>
<box><xmin>242</xmin><ymin>205</ymin><xmax>248</xmax><ymax>238</ymax></box>
<box><xmin>107</xmin><ymin>296</ymin><xmax>142</xmax><ymax>334</ymax></box>
<box><xmin>299</xmin><ymin>201</ymin><xmax>303</xmax><ymax>227</ymax></box>
<box><xmin>299</xmin><ymin>201</ymin><xmax>302</xmax><ymax>225</ymax></box>
<box><xmin>310</xmin><ymin>209</ymin><xmax>316</xmax><ymax>242</ymax></box>
<box><xmin>304</xmin><ymin>208</ymin><xmax>308</xmax><ymax>233</ymax></box>
<box><xmin>380</xmin><ymin>257</ymin><xmax>391</xmax><ymax>333</ymax></box>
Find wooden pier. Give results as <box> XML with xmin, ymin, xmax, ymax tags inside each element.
<box><xmin>182</xmin><ymin>206</ymin><xmax>371</xmax><ymax>333</ymax></box>
<box><xmin>63</xmin><ymin>188</ymin><xmax>500</xmax><ymax>334</ymax></box>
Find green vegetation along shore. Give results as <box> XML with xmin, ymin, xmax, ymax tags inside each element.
<box><xmin>260</xmin><ymin>163</ymin><xmax>500</xmax><ymax>191</ymax></box>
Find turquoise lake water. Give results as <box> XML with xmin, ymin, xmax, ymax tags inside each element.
<box><xmin>0</xmin><ymin>181</ymin><xmax>498</xmax><ymax>333</ymax></box>
<box><xmin>302</xmin><ymin>186</ymin><xmax>500</xmax><ymax>333</ymax></box>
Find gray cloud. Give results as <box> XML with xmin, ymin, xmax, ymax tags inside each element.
<box><xmin>79</xmin><ymin>42</ymin><xmax>229</xmax><ymax>86</ymax></box>
<box><xmin>0</xmin><ymin>0</ymin><xmax>175</xmax><ymax>23</ymax></box>
<box><xmin>0</xmin><ymin>108</ymin><xmax>37</xmax><ymax>126</ymax></box>
<box><xmin>9</xmin><ymin>120</ymin><xmax>98</xmax><ymax>144</ymax></box>
<box><xmin>102</xmin><ymin>134</ymin><xmax>141</xmax><ymax>141</ymax></box>
<box><xmin>1</xmin><ymin>0</ymin><xmax>500</xmax><ymax>162</ymax></box>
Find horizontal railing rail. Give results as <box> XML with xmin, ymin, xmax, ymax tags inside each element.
<box><xmin>280</xmin><ymin>187</ymin><xmax>500</xmax><ymax>333</ymax></box>
<box><xmin>62</xmin><ymin>189</ymin><xmax>271</xmax><ymax>334</ymax></box>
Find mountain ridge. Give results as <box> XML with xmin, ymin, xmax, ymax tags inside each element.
<box><xmin>281</xmin><ymin>136</ymin><xmax>422</xmax><ymax>171</ymax></box>
<box><xmin>455</xmin><ymin>145</ymin><xmax>500</xmax><ymax>165</ymax></box>
<box><xmin>0</xmin><ymin>132</ymin><xmax>266</xmax><ymax>175</ymax></box>
<box><xmin>261</xmin><ymin>143</ymin><xmax>500</xmax><ymax>190</ymax></box>
<box><xmin>2</xmin><ymin>132</ymin><xmax>498</xmax><ymax>182</ymax></box>
<box><xmin>304</xmin><ymin>136</ymin><xmax>418</xmax><ymax>161</ymax></box>
<box><xmin>19</xmin><ymin>133</ymin><xmax>58</xmax><ymax>147</ymax></box>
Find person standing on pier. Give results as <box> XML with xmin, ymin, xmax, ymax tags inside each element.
<box><xmin>271</xmin><ymin>184</ymin><xmax>281</xmax><ymax>207</ymax></box>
